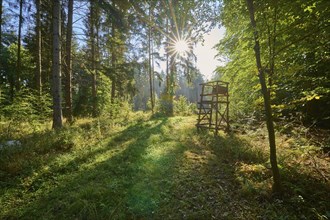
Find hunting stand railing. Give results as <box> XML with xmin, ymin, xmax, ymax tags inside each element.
<box><xmin>196</xmin><ymin>80</ymin><xmax>229</xmax><ymax>133</ymax></box>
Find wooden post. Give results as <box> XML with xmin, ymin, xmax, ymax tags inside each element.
<box><xmin>215</xmin><ymin>82</ymin><xmax>219</xmax><ymax>134</ymax></box>
<box><xmin>197</xmin><ymin>84</ymin><xmax>205</xmax><ymax>132</ymax></box>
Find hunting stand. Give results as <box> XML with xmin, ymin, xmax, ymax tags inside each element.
<box><xmin>196</xmin><ymin>80</ymin><xmax>230</xmax><ymax>134</ymax></box>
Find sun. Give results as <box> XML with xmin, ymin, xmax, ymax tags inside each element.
<box><xmin>168</xmin><ymin>35</ymin><xmax>192</xmax><ymax>60</ymax></box>
<box><xmin>175</xmin><ymin>39</ymin><xmax>189</xmax><ymax>54</ymax></box>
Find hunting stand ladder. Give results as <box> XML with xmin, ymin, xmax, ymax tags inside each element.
<box><xmin>196</xmin><ymin>80</ymin><xmax>230</xmax><ymax>134</ymax></box>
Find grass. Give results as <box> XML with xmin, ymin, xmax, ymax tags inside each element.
<box><xmin>0</xmin><ymin>113</ymin><xmax>329</xmax><ymax>219</ymax></box>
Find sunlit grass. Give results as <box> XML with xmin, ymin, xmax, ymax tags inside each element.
<box><xmin>0</xmin><ymin>114</ymin><xmax>329</xmax><ymax>219</ymax></box>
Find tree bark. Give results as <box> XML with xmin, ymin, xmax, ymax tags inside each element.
<box><xmin>111</xmin><ymin>20</ymin><xmax>116</xmax><ymax>104</ymax></box>
<box><xmin>64</xmin><ymin>0</ymin><xmax>73</xmax><ymax>122</ymax></box>
<box><xmin>165</xmin><ymin>18</ymin><xmax>169</xmax><ymax>93</ymax></box>
<box><xmin>16</xmin><ymin>0</ymin><xmax>23</xmax><ymax>91</ymax></box>
<box><xmin>148</xmin><ymin>4</ymin><xmax>154</xmax><ymax>113</ymax></box>
<box><xmin>0</xmin><ymin>0</ymin><xmax>3</xmax><ymax>52</ymax></box>
<box><xmin>246</xmin><ymin>0</ymin><xmax>281</xmax><ymax>193</ymax></box>
<box><xmin>52</xmin><ymin>0</ymin><xmax>63</xmax><ymax>129</ymax></box>
<box><xmin>90</xmin><ymin>0</ymin><xmax>97</xmax><ymax>116</ymax></box>
<box><xmin>36</xmin><ymin>0</ymin><xmax>42</xmax><ymax>95</ymax></box>
<box><xmin>95</xmin><ymin>8</ymin><xmax>100</xmax><ymax>113</ymax></box>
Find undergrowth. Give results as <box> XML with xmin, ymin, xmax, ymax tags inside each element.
<box><xmin>0</xmin><ymin>113</ymin><xmax>329</xmax><ymax>219</ymax></box>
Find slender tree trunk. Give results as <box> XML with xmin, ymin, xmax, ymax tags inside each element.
<box><xmin>165</xmin><ymin>18</ymin><xmax>169</xmax><ymax>94</ymax></box>
<box><xmin>64</xmin><ymin>0</ymin><xmax>73</xmax><ymax>122</ymax></box>
<box><xmin>164</xmin><ymin>17</ymin><xmax>173</xmax><ymax>116</ymax></box>
<box><xmin>16</xmin><ymin>0</ymin><xmax>23</xmax><ymax>91</ymax></box>
<box><xmin>151</xmin><ymin>31</ymin><xmax>155</xmax><ymax>107</ymax></box>
<box><xmin>0</xmin><ymin>0</ymin><xmax>3</xmax><ymax>52</ymax></box>
<box><xmin>168</xmin><ymin>14</ymin><xmax>177</xmax><ymax>116</ymax></box>
<box><xmin>90</xmin><ymin>0</ymin><xmax>97</xmax><ymax>116</ymax></box>
<box><xmin>246</xmin><ymin>0</ymin><xmax>281</xmax><ymax>193</ymax></box>
<box><xmin>52</xmin><ymin>0</ymin><xmax>63</xmax><ymax>129</ymax></box>
<box><xmin>36</xmin><ymin>0</ymin><xmax>42</xmax><ymax>95</ymax></box>
<box><xmin>0</xmin><ymin>0</ymin><xmax>3</xmax><ymax>105</ymax></box>
<box><xmin>95</xmin><ymin>10</ymin><xmax>100</xmax><ymax>112</ymax></box>
<box><xmin>111</xmin><ymin>22</ymin><xmax>116</xmax><ymax>103</ymax></box>
<box><xmin>148</xmin><ymin>5</ymin><xmax>154</xmax><ymax>113</ymax></box>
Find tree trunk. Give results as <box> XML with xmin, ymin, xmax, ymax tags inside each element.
<box><xmin>111</xmin><ymin>21</ymin><xmax>116</xmax><ymax>104</ymax></box>
<box><xmin>36</xmin><ymin>0</ymin><xmax>42</xmax><ymax>95</ymax></box>
<box><xmin>64</xmin><ymin>0</ymin><xmax>73</xmax><ymax>122</ymax></box>
<box><xmin>16</xmin><ymin>0</ymin><xmax>23</xmax><ymax>91</ymax></box>
<box><xmin>90</xmin><ymin>0</ymin><xmax>97</xmax><ymax>116</ymax></box>
<box><xmin>246</xmin><ymin>0</ymin><xmax>281</xmax><ymax>193</ymax></box>
<box><xmin>0</xmin><ymin>0</ymin><xmax>3</xmax><ymax>52</ymax></box>
<box><xmin>95</xmin><ymin>8</ymin><xmax>100</xmax><ymax>114</ymax></box>
<box><xmin>165</xmin><ymin>18</ymin><xmax>169</xmax><ymax>93</ymax></box>
<box><xmin>148</xmin><ymin>5</ymin><xmax>154</xmax><ymax>113</ymax></box>
<box><xmin>52</xmin><ymin>0</ymin><xmax>63</xmax><ymax>129</ymax></box>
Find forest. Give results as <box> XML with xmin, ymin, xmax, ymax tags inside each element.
<box><xmin>0</xmin><ymin>0</ymin><xmax>329</xmax><ymax>219</ymax></box>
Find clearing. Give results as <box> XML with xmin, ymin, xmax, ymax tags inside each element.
<box><xmin>0</xmin><ymin>114</ymin><xmax>329</xmax><ymax>219</ymax></box>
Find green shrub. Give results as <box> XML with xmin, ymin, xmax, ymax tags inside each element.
<box><xmin>156</xmin><ymin>93</ymin><xmax>174</xmax><ymax>116</ymax></box>
<box><xmin>174</xmin><ymin>96</ymin><xmax>195</xmax><ymax>116</ymax></box>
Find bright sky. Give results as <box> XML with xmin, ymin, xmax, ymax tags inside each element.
<box><xmin>195</xmin><ymin>27</ymin><xmax>226</xmax><ymax>80</ymax></box>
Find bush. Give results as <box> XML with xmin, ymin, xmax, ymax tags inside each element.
<box><xmin>156</xmin><ymin>93</ymin><xmax>174</xmax><ymax>116</ymax></box>
<box><xmin>174</xmin><ymin>95</ymin><xmax>195</xmax><ymax>116</ymax></box>
<box><xmin>0</xmin><ymin>88</ymin><xmax>52</xmax><ymax>138</ymax></box>
<box><xmin>1</xmin><ymin>88</ymin><xmax>52</xmax><ymax>122</ymax></box>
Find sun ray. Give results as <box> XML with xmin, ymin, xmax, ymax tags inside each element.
<box><xmin>132</xmin><ymin>0</ymin><xmax>194</xmax><ymax>63</ymax></box>
<box><xmin>168</xmin><ymin>0</ymin><xmax>180</xmax><ymax>41</ymax></box>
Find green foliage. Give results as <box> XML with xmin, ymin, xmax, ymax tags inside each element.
<box><xmin>0</xmin><ymin>88</ymin><xmax>52</xmax><ymax>139</ymax></box>
<box><xmin>217</xmin><ymin>0</ymin><xmax>330</xmax><ymax>126</ymax></box>
<box><xmin>154</xmin><ymin>95</ymin><xmax>196</xmax><ymax>117</ymax></box>
<box><xmin>156</xmin><ymin>93</ymin><xmax>174</xmax><ymax>116</ymax></box>
<box><xmin>174</xmin><ymin>95</ymin><xmax>196</xmax><ymax>116</ymax></box>
<box><xmin>0</xmin><ymin>43</ymin><xmax>35</xmax><ymax>89</ymax></box>
<box><xmin>1</xmin><ymin>88</ymin><xmax>52</xmax><ymax>122</ymax></box>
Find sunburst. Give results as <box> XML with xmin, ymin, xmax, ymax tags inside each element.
<box><xmin>175</xmin><ymin>39</ymin><xmax>189</xmax><ymax>54</ymax></box>
<box><xmin>167</xmin><ymin>35</ymin><xmax>193</xmax><ymax>60</ymax></box>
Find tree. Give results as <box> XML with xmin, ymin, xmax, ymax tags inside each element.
<box><xmin>0</xmin><ymin>0</ymin><xmax>2</xmax><ymax>51</ymax></box>
<box><xmin>89</xmin><ymin>0</ymin><xmax>98</xmax><ymax>116</ymax></box>
<box><xmin>148</xmin><ymin>2</ymin><xmax>154</xmax><ymax>113</ymax></box>
<box><xmin>16</xmin><ymin>0</ymin><xmax>23</xmax><ymax>91</ymax></box>
<box><xmin>217</xmin><ymin>0</ymin><xmax>330</xmax><ymax>125</ymax></box>
<box><xmin>35</xmin><ymin>0</ymin><xmax>42</xmax><ymax>95</ymax></box>
<box><xmin>52</xmin><ymin>0</ymin><xmax>63</xmax><ymax>129</ymax></box>
<box><xmin>246</xmin><ymin>0</ymin><xmax>281</xmax><ymax>192</ymax></box>
<box><xmin>64</xmin><ymin>0</ymin><xmax>73</xmax><ymax>122</ymax></box>
<box><xmin>130</xmin><ymin>0</ymin><xmax>219</xmax><ymax>115</ymax></box>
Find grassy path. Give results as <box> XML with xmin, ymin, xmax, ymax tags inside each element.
<box><xmin>1</xmin><ymin>115</ymin><xmax>329</xmax><ymax>219</ymax></box>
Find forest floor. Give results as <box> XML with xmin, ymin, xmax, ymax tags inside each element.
<box><xmin>0</xmin><ymin>113</ymin><xmax>329</xmax><ymax>219</ymax></box>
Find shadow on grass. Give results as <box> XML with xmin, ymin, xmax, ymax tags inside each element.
<box><xmin>200</xmin><ymin>131</ymin><xmax>330</xmax><ymax>219</ymax></box>
<box><xmin>5</xmin><ymin>117</ymin><xmax>193</xmax><ymax>219</ymax></box>
<box><xmin>0</xmin><ymin>124</ymin><xmax>111</xmax><ymax>189</ymax></box>
<box><xmin>160</xmin><ymin>128</ymin><xmax>330</xmax><ymax>219</ymax></box>
<box><xmin>1</xmin><ymin>117</ymin><xmax>329</xmax><ymax>219</ymax></box>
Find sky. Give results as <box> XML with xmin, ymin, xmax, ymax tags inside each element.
<box><xmin>195</xmin><ymin>27</ymin><xmax>226</xmax><ymax>80</ymax></box>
